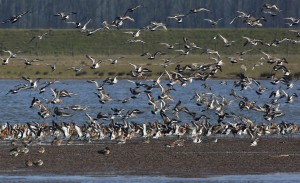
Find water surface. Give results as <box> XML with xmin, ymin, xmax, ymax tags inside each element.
<box><xmin>0</xmin><ymin>79</ymin><xmax>299</xmax><ymax>125</ymax></box>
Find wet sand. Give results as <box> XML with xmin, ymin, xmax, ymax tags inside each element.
<box><xmin>0</xmin><ymin>137</ymin><xmax>300</xmax><ymax>178</ymax></box>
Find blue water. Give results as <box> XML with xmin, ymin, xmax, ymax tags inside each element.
<box><xmin>1</xmin><ymin>173</ymin><xmax>300</xmax><ymax>183</ymax></box>
<box><xmin>0</xmin><ymin>79</ymin><xmax>299</xmax><ymax>182</ymax></box>
<box><xmin>0</xmin><ymin>79</ymin><xmax>299</xmax><ymax>125</ymax></box>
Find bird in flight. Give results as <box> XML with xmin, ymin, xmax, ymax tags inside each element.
<box><xmin>2</xmin><ymin>11</ymin><xmax>30</xmax><ymax>24</ymax></box>
<box><xmin>28</xmin><ymin>32</ymin><xmax>49</xmax><ymax>43</ymax></box>
<box><xmin>54</xmin><ymin>12</ymin><xmax>77</xmax><ymax>21</ymax></box>
<box><xmin>123</xmin><ymin>5</ymin><xmax>144</xmax><ymax>16</ymax></box>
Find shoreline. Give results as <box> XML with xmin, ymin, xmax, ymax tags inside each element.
<box><xmin>0</xmin><ymin>137</ymin><xmax>300</xmax><ymax>178</ymax></box>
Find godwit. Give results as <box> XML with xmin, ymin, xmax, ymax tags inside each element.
<box><xmin>230</xmin><ymin>11</ymin><xmax>251</xmax><ymax>24</ymax></box>
<box><xmin>0</xmin><ymin>56</ymin><xmax>11</xmax><ymax>65</ymax></box>
<box><xmin>129</xmin><ymin>62</ymin><xmax>152</xmax><ymax>77</ymax></box>
<box><xmin>160</xmin><ymin>42</ymin><xmax>180</xmax><ymax>49</ymax></box>
<box><xmin>67</xmin><ymin>65</ymin><xmax>86</xmax><ymax>72</ymax></box>
<box><xmin>203</xmin><ymin>18</ymin><xmax>223</xmax><ymax>26</ymax></box>
<box><xmin>289</xmin><ymin>30</ymin><xmax>300</xmax><ymax>37</ymax></box>
<box><xmin>65</xmin><ymin>17</ymin><xmax>86</xmax><ymax>28</ymax></box>
<box><xmin>54</xmin><ymin>12</ymin><xmax>76</xmax><ymax>21</ymax></box>
<box><xmin>95</xmin><ymin>90</ymin><xmax>112</xmax><ymax>104</ymax></box>
<box><xmin>22</xmin><ymin>76</ymin><xmax>41</xmax><ymax>89</ymax></box>
<box><xmin>46</xmin><ymin>62</ymin><xmax>57</xmax><ymax>72</ymax></box>
<box><xmin>98</xmin><ymin>147</ymin><xmax>110</xmax><ymax>155</ymax></box>
<box><xmin>33</xmin><ymin>159</ymin><xmax>43</xmax><ymax>166</ymax></box>
<box><xmin>149</xmin><ymin>21</ymin><xmax>168</xmax><ymax>31</ymax></box>
<box><xmin>28</xmin><ymin>32</ymin><xmax>49</xmax><ymax>43</ymax></box>
<box><xmin>218</xmin><ymin>34</ymin><xmax>235</xmax><ymax>47</ymax></box>
<box><xmin>39</xmin><ymin>80</ymin><xmax>59</xmax><ymax>94</ymax></box>
<box><xmin>245</xmin><ymin>16</ymin><xmax>267</xmax><ymax>27</ymax></box>
<box><xmin>127</xmin><ymin>39</ymin><xmax>145</xmax><ymax>44</ymax></box>
<box><xmin>61</xmin><ymin>105</ymin><xmax>88</xmax><ymax>111</ymax></box>
<box><xmin>65</xmin><ymin>20</ymin><xmax>82</xmax><ymax>28</ymax></box>
<box><xmin>86</xmin><ymin>54</ymin><xmax>102</xmax><ymax>69</ymax></box>
<box><xmin>23</xmin><ymin>58</ymin><xmax>43</xmax><ymax>66</ymax></box>
<box><xmin>38</xmin><ymin>146</ymin><xmax>45</xmax><ymax>154</ymax></box>
<box><xmin>123</xmin><ymin>4</ymin><xmax>143</xmax><ymax>16</ymax></box>
<box><xmin>2</xmin><ymin>10</ymin><xmax>30</xmax><ymax>24</ymax></box>
<box><xmin>6</xmin><ymin>83</ymin><xmax>28</xmax><ymax>95</ymax></box>
<box><xmin>141</xmin><ymin>51</ymin><xmax>165</xmax><ymax>60</ymax></box>
<box><xmin>53</xmin><ymin>107</ymin><xmax>73</xmax><ymax>117</ymax></box>
<box><xmin>280</xmin><ymin>89</ymin><xmax>298</xmax><ymax>103</ymax></box>
<box><xmin>263</xmin><ymin>3</ymin><xmax>281</xmax><ymax>12</ymax></box>
<box><xmin>168</xmin><ymin>14</ymin><xmax>186</xmax><ymax>23</ymax></box>
<box><xmin>106</xmin><ymin>56</ymin><xmax>124</xmax><ymax>64</ymax></box>
<box><xmin>80</xmin><ymin>19</ymin><xmax>92</xmax><ymax>33</ymax></box>
<box><xmin>1</xmin><ymin>50</ymin><xmax>19</xmax><ymax>59</ymax></box>
<box><xmin>284</xmin><ymin>17</ymin><xmax>300</xmax><ymax>26</ymax></box>
<box><xmin>188</xmin><ymin>7</ymin><xmax>210</xmax><ymax>14</ymax></box>
<box><xmin>235</xmin><ymin>48</ymin><xmax>253</xmax><ymax>56</ymax></box>
<box><xmin>103</xmin><ymin>76</ymin><xmax>118</xmax><ymax>85</ymax></box>
<box><xmin>242</xmin><ymin>36</ymin><xmax>263</xmax><ymax>46</ymax></box>
<box><xmin>112</xmin><ymin>16</ymin><xmax>135</xmax><ymax>28</ymax></box>
<box><xmin>86</xmin><ymin>27</ymin><xmax>103</xmax><ymax>36</ymax></box>
<box><xmin>250</xmin><ymin>138</ymin><xmax>259</xmax><ymax>146</ymax></box>
<box><xmin>87</xmin><ymin>79</ymin><xmax>104</xmax><ymax>91</ymax></box>
<box><xmin>9</xmin><ymin>147</ymin><xmax>20</xmax><ymax>157</ymax></box>
<box><xmin>124</xmin><ymin>29</ymin><xmax>141</xmax><ymax>38</ymax></box>
<box><xmin>25</xmin><ymin>160</ymin><xmax>33</xmax><ymax>167</ymax></box>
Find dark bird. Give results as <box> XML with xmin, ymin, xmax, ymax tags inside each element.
<box><xmin>53</xmin><ymin>107</ymin><xmax>73</xmax><ymax>117</ymax></box>
<box><xmin>124</xmin><ymin>5</ymin><xmax>143</xmax><ymax>16</ymax></box>
<box><xmin>2</xmin><ymin>11</ymin><xmax>30</xmax><ymax>24</ymax></box>
<box><xmin>98</xmin><ymin>147</ymin><xmax>110</xmax><ymax>155</ymax></box>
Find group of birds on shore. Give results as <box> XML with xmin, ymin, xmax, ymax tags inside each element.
<box><xmin>0</xmin><ymin>3</ymin><xmax>299</xmax><ymax>167</ymax></box>
<box><xmin>9</xmin><ymin>143</ymin><xmax>44</xmax><ymax>167</ymax></box>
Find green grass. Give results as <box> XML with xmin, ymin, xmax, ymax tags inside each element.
<box><xmin>0</xmin><ymin>28</ymin><xmax>299</xmax><ymax>79</ymax></box>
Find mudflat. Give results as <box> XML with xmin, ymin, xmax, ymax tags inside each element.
<box><xmin>0</xmin><ymin>137</ymin><xmax>299</xmax><ymax>178</ymax></box>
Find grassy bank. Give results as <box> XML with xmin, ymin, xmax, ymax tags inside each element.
<box><xmin>0</xmin><ymin>28</ymin><xmax>299</xmax><ymax>79</ymax></box>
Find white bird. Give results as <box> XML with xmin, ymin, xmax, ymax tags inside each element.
<box><xmin>149</xmin><ymin>21</ymin><xmax>167</xmax><ymax>31</ymax></box>
<box><xmin>218</xmin><ymin>34</ymin><xmax>235</xmax><ymax>47</ymax></box>
<box><xmin>54</xmin><ymin>12</ymin><xmax>76</xmax><ymax>21</ymax></box>
<box><xmin>46</xmin><ymin>63</ymin><xmax>57</xmax><ymax>72</ymax></box>
<box><xmin>86</xmin><ymin>54</ymin><xmax>102</xmax><ymax>69</ymax></box>
<box><xmin>160</xmin><ymin>42</ymin><xmax>180</xmax><ymax>49</ymax></box>
<box><xmin>168</xmin><ymin>14</ymin><xmax>186</xmax><ymax>23</ymax></box>
<box><xmin>0</xmin><ymin>56</ymin><xmax>11</xmax><ymax>65</ymax></box>
<box><xmin>107</xmin><ymin>56</ymin><xmax>124</xmax><ymax>64</ymax></box>
<box><xmin>86</xmin><ymin>27</ymin><xmax>103</xmax><ymax>36</ymax></box>
<box><xmin>1</xmin><ymin>50</ymin><xmax>19</xmax><ymax>58</ymax></box>
<box><xmin>29</xmin><ymin>32</ymin><xmax>49</xmax><ymax>43</ymax></box>
<box><xmin>67</xmin><ymin>65</ymin><xmax>85</xmax><ymax>72</ymax></box>
<box><xmin>124</xmin><ymin>29</ymin><xmax>141</xmax><ymax>38</ymax></box>
<box><xmin>189</xmin><ymin>7</ymin><xmax>210</xmax><ymax>14</ymax></box>
<box><xmin>80</xmin><ymin>19</ymin><xmax>92</xmax><ymax>33</ymax></box>
<box><xmin>250</xmin><ymin>138</ymin><xmax>259</xmax><ymax>146</ymax></box>
<box><xmin>203</xmin><ymin>18</ymin><xmax>223</xmax><ymax>26</ymax></box>
<box><xmin>22</xmin><ymin>76</ymin><xmax>41</xmax><ymax>89</ymax></box>
<box><xmin>230</xmin><ymin>11</ymin><xmax>251</xmax><ymax>24</ymax></box>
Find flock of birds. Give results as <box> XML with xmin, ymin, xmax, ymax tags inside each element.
<box><xmin>0</xmin><ymin>3</ymin><xmax>300</xmax><ymax>167</ymax></box>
